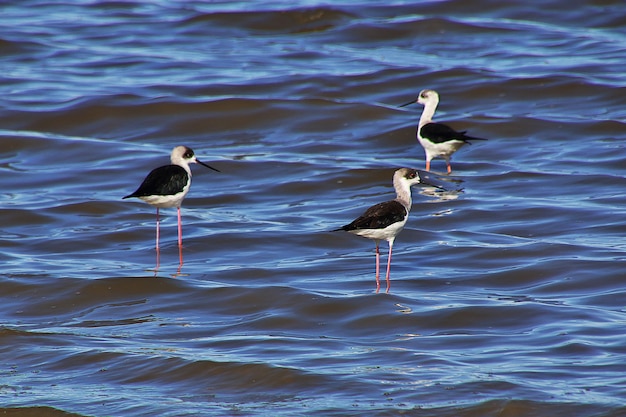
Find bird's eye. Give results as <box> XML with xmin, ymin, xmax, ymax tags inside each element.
<box><xmin>420</xmin><ymin>92</ymin><xmax>428</xmax><ymax>99</ymax></box>
<box><xmin>184</xmin><ymin>150</ymin><xmax>194</xmax><ymax>159</ymax></box>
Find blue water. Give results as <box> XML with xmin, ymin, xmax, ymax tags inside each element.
<box><xmin>1</xmin><ymin>1</ymin><xmax>625</xmax><ymax>416</ymax></box>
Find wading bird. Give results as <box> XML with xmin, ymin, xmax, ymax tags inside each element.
<box><xmin>400</xmin><ymin>89</ymin><xmax>487</xmax><ymax>174</ymax></box>
<box><xmin>335</xmin><ymin>167</ymin><xmax>439</xmax><ymax>293</ymax></box>
<box><xmin>123</xmin><ymin>145</ymin><xmax>220</xmax><ymax>250</ymax></box>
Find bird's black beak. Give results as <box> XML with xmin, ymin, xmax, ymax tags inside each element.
<box><xmin>417</xmin><ymin>170</ymin><xmax>446</xmax><ymax>190</ymax></box>
<box><xmin>421</xmin><ymin>180</ymin><xmax>445</xmax><ymax>190</ymax></box>
<box><xmin>198</xmin><ymin>160</ymin><xmax>221</xmax><ymax>172</ymax></box>
<box><xmin>399</xmin><ymin>99</ymin><xmax>416</xmax><ymax>108</ymax></box>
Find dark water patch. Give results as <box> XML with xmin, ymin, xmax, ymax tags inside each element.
<box><xmin>0</xmin><ymin>406</ymin><xmax>87</xmax><ymax>417</ymax></box>
<box><xmin>181</xmin><ymin>7</ymin><xmax>355</xmax><ymax>35</ymax></box>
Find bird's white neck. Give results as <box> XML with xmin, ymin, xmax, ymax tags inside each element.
<box><xmin>419</xmin><ymin>98</ymin><xmax>438</xmax><ymax>127</ymax></box>
<box><xmin>393</xmin><ymin>178</ymin><xmax>413</xmax><ymax>212</ymax></box>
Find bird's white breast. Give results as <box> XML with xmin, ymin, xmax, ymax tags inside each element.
<box><xmin>139</xmin><ymin>186</ymin><xmax>190</xmax><ymax>208</ymax></box>
<box><xmin>349</xmin><ymin>218</ymin><xmax>407</xmax><ymax>242</ymax></box>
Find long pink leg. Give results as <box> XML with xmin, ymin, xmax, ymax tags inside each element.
<box><xmin>385</xmin><ymin>241</ymin><xmax>394</xmax><ymax>293</ymax></box>
<box><xmin>375</xmin><ymin>241</ymin><xmax>381</xmax><ymax>293</ymax></box>
<box><xmin>177</xmin><ymin>207</ymin><xmax>183</xmax><ymax>247</ymax></box>
<box><xmin>425</xmin><ymin>160</ymin><xmax>431</xmax><ymax>171</ymax></box>
<box><xmin>177</xmin><ymin>243</ymin><xmax>184</xmax><ymax>274</ymax></box>
<box><xmin>155</xmin><ymin>207</ymin><xmax>160</xmax><ymax>250</ymax></box>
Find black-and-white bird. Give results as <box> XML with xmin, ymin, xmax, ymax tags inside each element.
<box><xmin>123</xmin><ymin>145</ymin><xmax>219</xmax><ymax>250</ymax></box>
<box><xmin>334</xmin><ymin>167</ymin><xmax>438</xmax><ymax>293</ymax></box>
<box><xmin>400</xmin><ymin>89</ymin><xmax>487</xmax><ymax>174</ymax></box>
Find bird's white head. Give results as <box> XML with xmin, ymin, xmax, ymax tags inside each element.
<box><xmin>399</xmin><ymin>89</ymin><xmax>440</xmax><ymax>124</ymax></box>
<box><xmin>392</xmin><ymin>167</ymin><xmax>443</xmax><ymax>209</ymax></box>
<box><xmin>170</xmin><ymin>145</ymin><xmax>220</xmax><ymax>174</ymax></box>
<box><xmin>395</xmin><ymin>168</ymin><xmax>423</xmax><ymax>188</ymax></box>
<box><xmin>171</xmin><ymin>146</ymin><xmax>197</xmax><ymax>166</ymax></box>
<box><xmin>417</xmin><ymin>89</ymin><xmax>439</xmax><ymax>106</ymax></box>
<box><xmin>395</xmin><ymin>167</ymin><xmax>443</xmax><ymax>189</ymax></box>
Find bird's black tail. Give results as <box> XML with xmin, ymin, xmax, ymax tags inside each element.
<box><xmin>462</xmin><ymin>134</ymin><xmax>488</xmax><ymax>144</ymax></box>
<box><xmin>466</xmin><ymin>134</ymin><xmax>488</xmax><ymax>143</ymax></box>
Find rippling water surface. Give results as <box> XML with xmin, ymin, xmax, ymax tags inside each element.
<box><xmin>1</xmin><ymin>1</ymin><xmax>626</xmax><ymax>416</ymax></box>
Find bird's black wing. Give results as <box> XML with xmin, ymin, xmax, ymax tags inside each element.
<box><xmin>338</xmin><ymin>200</ymin><xmax>407</xmax><ymax>231</ymax></box>
<box><xmin>420</xmin><ymin>122</ymin><xmax>487</xmax><ymax>144</ymax></box>
<box><xmin>123</xmin><ymin>165</ymin><xmax>189</xmax><ymax>198</ymax></box>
